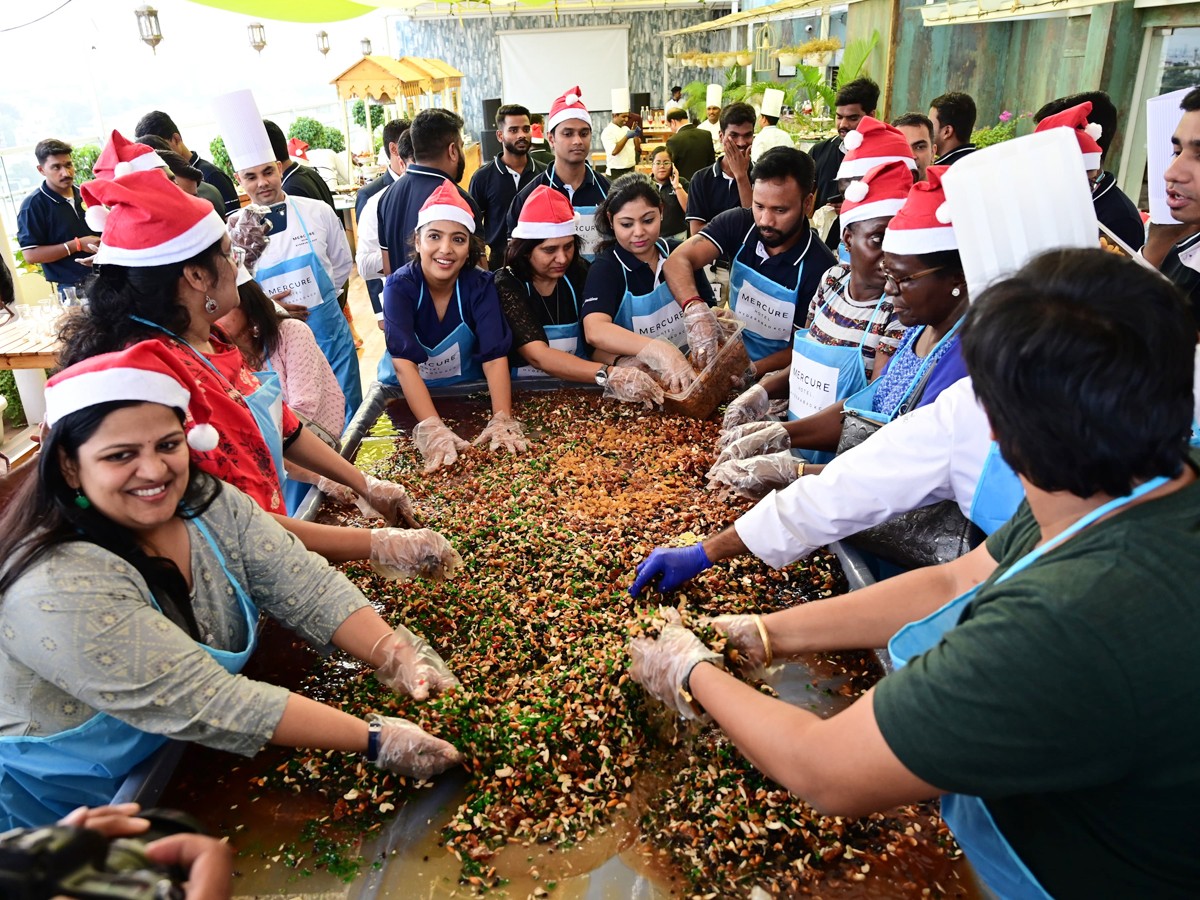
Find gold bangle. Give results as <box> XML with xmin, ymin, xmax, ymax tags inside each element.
<box><xmin>751</xmin><ymin>613</ymin><xmax>773</xmax><ymax>667</ymax></box>
<box><xmin>796</xmin><ymin>460</ymin><xmax>806</xmax><ymax>478</ymax></box>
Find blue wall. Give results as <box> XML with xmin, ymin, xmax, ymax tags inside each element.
<box><xmin>394</xmin><ymin>9</ymin><xmax>726</xmax><ymax>144</ymax></box>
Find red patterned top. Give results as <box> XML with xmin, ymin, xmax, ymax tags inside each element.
<box><xmin>153</xmin><ymin>334</ymin><xmax>301</xmax><ymax>514</ymax></box>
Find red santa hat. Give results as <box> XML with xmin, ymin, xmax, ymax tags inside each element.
<box><xmin>44</xmin><ymin>339</ymin><xmax>221</xmax><ymax>452</ymax></box>
<box><xmin>512</xmin><ymin>185</ymin><xmax>577</xmax><ymax>240</ymax></box>
<box><xmin>1034</xmin><ymin>101</ymin><xmax>1103</xmax><ymax>171</ymax></box>
<box><xmin>287</xmin><ymin>137</ymin><xmax>310</xmax><ymax>160</ymax></box>
<box><xmin>416</xmin><ymin>180</ymin><xmax>476</xmax><ymax>233</ymax></box>
<box><xmin>881</xmin><ymin>165</ymin><xmax>958</xmax><ymax>255</ymax></box>
<box><xmin>93</xmin><ymin>130</ymin><xmax>169</xmax><ymax>183</ymax></box>
<box><xmin>840</xmin><ymin>160</ymin><xmax>915</xmax><ymax>228</ymax></box>
<box><xmin>547</xmin><ymin>86</ymin><xmax>590</xmax><ymax>133</ymax></box>
<box><xmin>836</xmin><ymin>117</ymin><xmax>917</xmax><ymax>179</ymax></box>
<box><xmin>81</xmin><ymin>170</ymin><xmax>227</xmax><ymax>267</ymax></box>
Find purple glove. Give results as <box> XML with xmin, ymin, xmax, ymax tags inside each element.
<box><xmin>629</xmin><ymin>544</ymin><xmax>712</xmax><ymax>596</ymax></box>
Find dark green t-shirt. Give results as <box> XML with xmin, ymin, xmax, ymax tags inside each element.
<box><xmin>874</xmin><ymin>459</ymin><xmax>1200</xmax><ymax>899</ymax></box>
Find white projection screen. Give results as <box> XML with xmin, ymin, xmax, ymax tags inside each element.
<box><xmin>497</xmin><ymin>26</ymin><xmax>630</xmax><ymax>113</ymax></box>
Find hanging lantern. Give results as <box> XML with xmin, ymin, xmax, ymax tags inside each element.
<box><xmin>134</xmin><ymin>5</ymin><xmax>163</xmax><ymax>54</ymax></box>
<box><xmin>361</xmin><ymin>38</ymin><xmax>373</xmax><ymax>56</ymax></box>
<box><xmin>247</xmin><ymin>22</ymin><xmax>266</xmax><ymax>54</ymax></box>
<box><xmin>316</xmin><ymin>30</ymin><xmax>329</xmax><ymax>56</ymax></box>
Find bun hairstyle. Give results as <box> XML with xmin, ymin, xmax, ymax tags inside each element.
<box><xmin>594</xmin><ymin>173</ymin><xmax>663</xmax><ymax>254</ymax></box>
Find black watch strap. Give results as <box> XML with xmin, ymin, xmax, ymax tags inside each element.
<box><xmin>365</xmin><ymin>718</ymin><xmax>382</xmax><ymax>762</ymax></box>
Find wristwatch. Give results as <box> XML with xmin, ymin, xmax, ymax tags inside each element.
<box><xmin>678</xmin><ymin>661</ymin><xmax>708</xmax><ymax>718</ymax></box>
<box><xmin>594</xmin><ymin>365</ymin><xmax>611</xmax><ymax>387</ymax></box>
<box><xmin>365</xmin><ymin>717</ymin><xmax>382</xmax><ymax>762</ymax></box>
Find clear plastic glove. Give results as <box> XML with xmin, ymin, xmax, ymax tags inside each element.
<box><xmin>722</xmin><ymin>384</ymin><xmax>770</xmax><ymax>430</ymax></box>
<box><xmin>473</xmin><ymin>411</ymin><xmax>528</xmax><ymax>454</ymax></box>
<box><xmin>604</xmin><ymin>367</ymin><xmax>665</xmax><ymax>409</ymax></box>
<box><xmin>628</xmin><ymin>607</ymin><xmax>723</xmax><ymax>721</ymax></box>
<box><xmin>372</xmin><ymin>623</ymin><xmax>460</xmax><ymax>700</ymax></box>
<box><xmin>712</xmin><ymin>421</ymin><xmax>790</xmax><ymax>467</ymax></box>
<box><xmin>768</xmin><ymin>398</ymin><xmax>790</xmax><ymax>418</ymax></box>
<box><xmin>629</xmin><ymin>543</ymin><xmax>711</xmax><ymax>596</ymax></box>
<box><xmin>705</xmin><ymin>614</ymin><xmax>773</xmax><ymax>676</ymax></box>
<box><xmin>706</xmin><ymin>450</ymin><xmax>801</xmax><ymax>499</ymax></box>
<box><xmin>715</xmin><ymin>419</ymin><xmax>783</xmax><ymax>454</ymax></box>
<box><xmin>684</xmin><ymin>303</ymin><xmax>723</xmax><ymax>371</ymax></box>
<box><xmin>316</xmin><ymin>474</ymin><xmax>419</xmax><ymax>528</ymax></box>
<box><xmin>636</xmin><ymin>339</ymin><xmax>697</xmax><ymax>395</ymax></box>
<box><xmin>371</xmin><ymin>714</ymin><xmax>462</xmax><ymax>780</ymax></box>
<box><xmin>369</xmin><ymin>528</ymin><xmax>464</xmax><ymax>581</ymax></box>
<box><xmin>614</xmin><ymin>354</ymin><xmax>654</xmax><ymax>374</ymax></box>
<box><xmin>413</xmin><ymin>416</ymin><xmax>470</xmax><ymax>473</ymax></box>
<box><xmin>226</xmin><ymin>204</ymin><xmax>272</xmax><ymax>270</ymax></box>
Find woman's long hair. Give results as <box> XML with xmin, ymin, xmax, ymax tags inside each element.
<box><xmin>234</xmin><ymin>281</ymin><xmax>284</xmax><ymax>366</ymax></box>
<box><xmin>594</xmin><ymin>173</ymin><xmax>663</xmax><ymax>256</ymax></box>
<box><xmin>58</xmin><ymin>240</ymin><xmax>225</xmax><ymax>368</ymax></box>
<box><xmin>0</xmin><ymin>401</ymin><xmax>222</xmax><ymax>640</ymax></box>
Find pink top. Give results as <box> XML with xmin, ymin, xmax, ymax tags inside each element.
<box><xmin>268</xmin><ymin>318</ymin><xmax>346</xmax><ymax>444</ymax></box>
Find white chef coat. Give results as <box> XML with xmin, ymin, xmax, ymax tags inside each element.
<box><xmin>750</xmin><ymin>125</ymin><xmax>796</xmax><ymax>163</ymax></box>
<box><xmin>355</xmin><ymin>169</ymin><xmax>401</xmax><ymax>319</ymax></box>
<box><xmin>698</xmin><ymin>119</ymin><xmax>721</xmax><ymax>153</ymax></box>
<box><xmin>256</xmin><ymin>193</ymin><xmax>353</xmax><ymax>299</ymax></box>
<box><xmin>601</xmin><ymin>121</ymin><xmax>637</xmax><ymax>172</ymax></box>
<box><xmin>735</xmin><ymin>377</ymin><xmax>994</xmax><ymax>569</ymax></box>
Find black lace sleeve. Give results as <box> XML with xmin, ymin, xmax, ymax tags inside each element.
<box><xmin>494</xmin><ymin>267</ymin><xmax>548</xmax><ymax>367</ymax></box>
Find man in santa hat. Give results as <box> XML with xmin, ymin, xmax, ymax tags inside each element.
<box><xmin>506</xmin><ymin>87</ymin><xmax>612</xmax><ymax>261</ymax></box>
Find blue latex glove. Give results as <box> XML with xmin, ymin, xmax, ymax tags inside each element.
<box><xmin>629</xmin><ymin>544</ymin><xmax>712</xmax><ymax>596</ymax></box>
<box><xmin>626</xmin><ymin>130</ymin><xmax>638</xmax><ymax>139</ymax></box>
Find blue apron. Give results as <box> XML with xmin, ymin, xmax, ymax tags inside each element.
<box><xmin>612</xmin><ymin>239</ymin><xmax>688</xmax><ymax>351</ymax></box>
<box><xmin>254</xmin><ymin>198</ymin><xmax>362</xmax><ymax>427</ymax></box>
<box><xmin>132</xmin><ymin>317</ymin><xmax>286</xmax><ymax>493</ymax></box>
<box><xmin>787</xmin><ymin>287</ymin><xmax>887</xmax><ymax>465</ymax></box>
<box><xmin>0</xmin><ymin>517</ymin><xmax>260</xmax><ymax>829</ymax></box>
<box><xmin>969</xmin><ymin>443</ymin><xmax>1025</xmax><ymax>535</ymax></box>
<box><xmin>551</xmin><ymin>165</ymin><xmax>606</xmax><ymax>262</ymax></box>
<box><xmin>376</xmin><ymin>281</ymin><xmax>484</xmax><ymax>388</ymax></box>
<box><xmin>841</xmin><ymin>319</ymin><xmax>964</xmax><ymax>428</ymax></box>
<box><xmin>888</xmin><ymin>474</ymin><xmax>1168</xmax><ymax>900</ymax></box>
<box><xmin>513</xmin><ymin>278</ymin><xmax>585</xmax><ymax>379</ymax></box>
<box><xmin>728</xmin><ymin>227</ymin><xmax>811</xmax><ymax>362</ymax></box>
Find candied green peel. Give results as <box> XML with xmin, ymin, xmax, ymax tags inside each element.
<box><xmin>266</xmin><ymin>390</ymin><xmax>959</xmax><ymax>896</ymax></box>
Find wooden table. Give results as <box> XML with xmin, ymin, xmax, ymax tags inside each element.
<box><xmin>0</xmin><ymin>321</ymin><xmax>57</xmax><ymax>370</ymax></box>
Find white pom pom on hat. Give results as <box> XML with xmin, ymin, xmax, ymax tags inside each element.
<box><xmin>85</xmin><ymin>205</ymin><xmax>109</xmax><ymax>232</ymax></box>
<box><xmin>114</xmin><ymin>161</ymin><xmax>134</xmax><ymax>179</ymax></box>
<box><xmin>186</xmin><ymin>423</ymin><xmax>220</xmax><ymax>452</ymax></box>
<box><xmin>843</xmin><ymin>180</ymin><xmax>870</xmax><ymax>203</ymax></box>
<box><xmin>566</xmin><ymin>93</ymin><xmax>579</xmax><ymax>104</ymax></box>
<box><xmin>843</xmin><ymin>129</ymin><xmax>864</xmax><ymax>151</ymax></box>
<box><xmin>1084</xmin><ymin>122</ymin><xmax>1103</xmax><ymax>140</ymax></box>
<box><xmin>935</xmin><ymin>202</ymin><xmax>953</xmax><ymax>224</ymax></box>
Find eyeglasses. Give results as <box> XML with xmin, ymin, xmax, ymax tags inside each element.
<box><xmin>652</xmin><ymin>158</ymin><xmax>673</xmax><ymax>166</ymax></box>
<box><xmin>880</xmin><ymin>265</ymin><xmax>943</xmax><ymax>292</ymax></box>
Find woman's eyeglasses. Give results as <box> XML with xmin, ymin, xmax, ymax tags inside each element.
<box><xmin>880</xmin><ymin>265</ymin><xmax>943</xmax><ymax>292</ymax></box>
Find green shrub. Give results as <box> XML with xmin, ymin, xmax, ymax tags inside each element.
<box><xmin>289</xmin><ymin>116</ymin><xmax>346</xmax><ymax>154</ymax></box>
<box><xmin>210</xmin><ymin>135</ymin><xmax>234</xmax><ymax>177</ymax></box>
<box><xmin>72</xmin><ymin>144</ymin><xmax>101</xmax><ymax>182</ymax></box>
<box><xmin>0</xmin><ymin>369</ymin><xmax>25</xmax><ymax>426</ymax></box>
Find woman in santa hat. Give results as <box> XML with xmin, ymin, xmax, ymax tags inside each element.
<box><xmin>495</xmin><ymin>185</ymin><xmax>664</xmax><ymax>406</ymax></box>
<box><xmin>712</xmin><ymin>165</ymin><xmax>970</xmax><ymax>467</ymax></box>
<box><xmin>378</xmin><ymin>182</ymin><xmax>528</xmax><ymax>473</ymax></box>
<box><xmin>0</xmin><ymin>340</ymin><xmax>462</xmax><ymax>830</ymax></box>
<box><xmin>58</xmin><ymin>163</ymin><xmax>449</xmax><ymax>570</ymax></box>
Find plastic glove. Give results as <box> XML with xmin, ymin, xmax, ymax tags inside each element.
<box><xmin>711</xmin><ymin>422</ymin><xmax>790</xmax><ymax>468</ymax></box>
<box><xmin>768</xmin><ymin>398</ymin><xmax>790</xmax><ymax>418</ymax></box>
<box><xmin>372</xmin><ymin>623</ymin><xmax>460</xmax><ymax>700</ymax></box>
<box><xmin>413</xmin><ymin>417</ymin><xmax>470</xmax><ymax>473</ymax></box>
<box><xmin>604</xmin><ymin>367</ymin><xmax>665</xmax><ymax>409</ymax></box>
<box><xmin>613</xmin><ymin>354</ymin><xmax>654</xmax><ymax>374</ymax></box>
<box><xmin>370</xmin><ymin>714</ymin><xmax>462</xmax><ymax>780</ymax></box>
<box><xmin>226</xmin><ymin>204</ymin><xmax>271</xmax><ymax>270</ymax></box>
<box><xmin>626</xmin><ymin>129</ymin><xmax>638</xmax><ymax>139</ymax></box>
<box><xmin>629</xmin><ymin>543</ymin><xmax>711</xmax><ymax>597</ymax></box>
<box><xmin>722</xmin><ymin>384</ymin><xmax>770</xmax><ymax>430</ymax></box>
<box><xmin>683</xmin><ymin>302</ymin><xmax>723</xmax><ymax>371</ymax></box>
<box><xmin>316</xmin><ymin>474</ymin><xmax>419</xmax><ymax>528</ymax></box>
<box><xmin>628</xmin><ymin>607</ymin><xmax>723</xmax><ymax>720</ymax></box>
<box><xmin>369</xmin><ymin>528</ymin><xmax>464</xmax><ymax>581</ymax></box>
<box><xmin>705</xmin><ymin>614</ymin><xmax>773</xmax><ymax>676</ymax></box>
<box><xmin>706</xmin><ymin>450</ymin><xmax>801</xmax><ymax>499</ymax></box>
<box><xmin>636</xmin><ymin>339</ymin><xmax>697</xmax><ymax>395</ymax></box>
<box><xmin>473</xmin><ymin>411</ymin><xmax>528</xmax><ymax>454</ymax></box>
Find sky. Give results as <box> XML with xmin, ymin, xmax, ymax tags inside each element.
<box><xmin>0</xmin><ymin>0</ymin><xmax>397</xmax><ymax>152</ymax></box>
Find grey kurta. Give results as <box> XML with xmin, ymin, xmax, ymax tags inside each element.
<box><xmin>0</xmin><ymin>483</ymin><xmax>368</xmax><ymax>755</ymax></box>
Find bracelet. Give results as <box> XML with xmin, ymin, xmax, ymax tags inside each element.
<box><xmin>74</xmin><ymin>237</ymin><xmax>82</xmax><ymax>253</ymax></box>
<box><xmin>751</xmin><ymin>614</ymin><xmax>773</xmax><ymax>667</ymax></box>
<box><xmin>681</xmin><ymin>296</ymin><xmax>704</xmax><ymax>310</ymax></box>
<box><xmin>364</xmin><ymin>717</ymin><xmax>382</xmax><ymax>762</ymax></box>
<box><xmin>63</xmin><ymin>243</ymin><xmax>71</xmax><ymax>257</ymax></box>
<box><xmin>796</xmin><ymin>460</ymin><xmax>805</xmax><ymax>478</ymax></box>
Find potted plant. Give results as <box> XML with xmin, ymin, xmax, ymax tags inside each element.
<box><xmin>796</xmin><ymin>37</ymin><xmax>841</xmax><ymax>68</ymax></box>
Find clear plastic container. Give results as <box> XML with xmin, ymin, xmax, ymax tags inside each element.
<box><xmin>662</xmin><ymin>319</ymin><xmax>748</xmax><ymax>419</ymax></box>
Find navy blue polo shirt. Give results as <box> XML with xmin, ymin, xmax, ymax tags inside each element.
<box><xmin>505</xmin><ymin>164</ymin><xmax>610</xmax><ymax>239</ymax></box>
<box><xmin>189</xmin><ymin>153</ymin><xmax>240</xmax><ymax>216</ymax></box>
<box><xmin>1092</xmin><ymin>172</ymin><xmax>1145</xmax><ymax>251</ymax></box>
<box><xmin>382</xmin><ymin>261</ymin><xmax>511</xmax><ymax>366</ymax></box>
<box><xmin>377</xmin><ymin>164</ymin><xmax>483</xmax><ymax>274</ymax></box>
<box><xmin>685</xmin><ymin>161</ymin><xmax>744</xmax><ymax>227</ymax></box>
<box><xmin>700</xmin><ymin>207</ymin><xmax>835</xmax><ymax>300</ymax></box>
<box><xmin>652</xmin><ymin>175</ymin><xmax>689</xmax><ymax>236</ymax></box>
<box><xmin>469</xmin><ymin>155</ymin><xmax>542</xmax><ymax>270</ymax></box>
<box><xmin>16</xmin><ymin>182</ymin><xmax>93</xmax><ymax>286</ymax></box>
<box><xmin>580</xmin><ymin>239</ymin><xmax>713</xmax><ymax>320</ymax></box>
